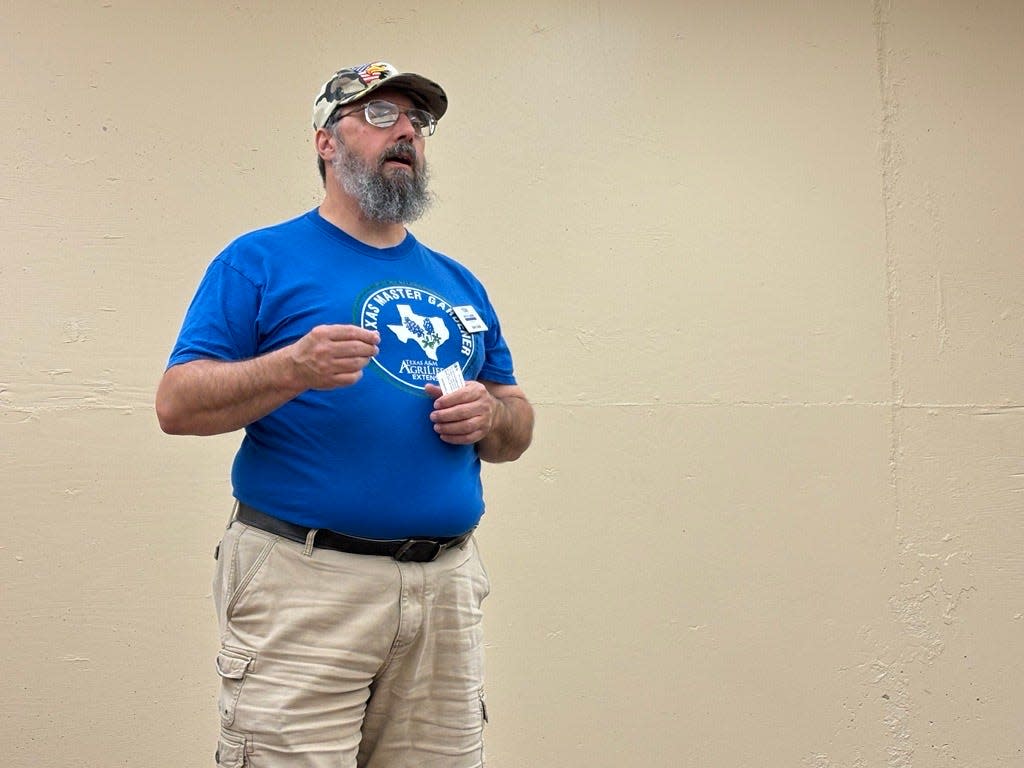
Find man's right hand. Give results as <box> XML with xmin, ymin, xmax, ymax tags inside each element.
<box><xmin>289</xmin><ymin>324</ymin><xmax>380</xmax><ymax>390</ymax></box>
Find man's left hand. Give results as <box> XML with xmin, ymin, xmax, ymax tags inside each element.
<box><xmin>424</xmin><ymin>381</ymin><xmax>497</xmax><ymax>445</ymax></box>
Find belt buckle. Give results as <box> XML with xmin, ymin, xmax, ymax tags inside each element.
<box><xmin>394</xmin><ymin>539</ymin><xmax>443</xmax><ymax>562</ymax></box>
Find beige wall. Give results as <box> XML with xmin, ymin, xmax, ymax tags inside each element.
<box><xmin>2</xmin><ymin>1</ymin><xmax>1022</xmax><ymax>766</ymax></box>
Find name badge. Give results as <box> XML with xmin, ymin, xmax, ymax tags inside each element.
<box><xmin>452</xmin><ymin>305</ymin><xmax>488</xmax><ymax>333</ymax></box>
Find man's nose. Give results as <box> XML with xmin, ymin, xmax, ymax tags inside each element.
<box><xmin>391</xmin><ymin>111</ymin><xmax>418</xmax><ymax>140</ymax></box>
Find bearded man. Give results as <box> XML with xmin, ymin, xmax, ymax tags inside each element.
<box><xmin>156</xmin><ymin>62</ymin><xmax>534</xmax><ymax>768</ymax></box>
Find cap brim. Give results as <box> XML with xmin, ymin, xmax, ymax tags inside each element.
<box><xmin>359</xmin><ymin>72</ymin><xmax>448</xmax><ymax>121</ymax></box>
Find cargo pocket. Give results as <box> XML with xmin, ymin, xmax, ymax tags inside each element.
<box><xmin>215</xmin><ymin>730</ymin><xmax>247</xmax><ymax>767</ymax></box>
<box><xmin>216</xmin><ymin>647</ymin><xmax>254</xmax><ymax>727</ymax></box>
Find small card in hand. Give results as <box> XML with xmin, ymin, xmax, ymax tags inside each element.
<box><xmin>436</xmin><ymin>362</ymin><xmax>466</xmax><ymax>395</ymax></box>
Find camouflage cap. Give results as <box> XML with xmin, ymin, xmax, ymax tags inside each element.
<box><xmin>312</xmin><ymin>62</ymin><xmax>448</xmax><ymax>130</ymax></box>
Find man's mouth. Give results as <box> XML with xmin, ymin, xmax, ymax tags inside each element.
<box><xmin>380</xmin><ymin>144</ymin><xmax>415</xmax><ymax>173</ymax></box>
<box><xmin>381</xmin><ymin>146</ymin><xmax>416</xmax><ymax>171</ymax></box>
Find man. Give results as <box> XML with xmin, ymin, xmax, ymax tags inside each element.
<box><xmin>156</xmin><ymin>61</ymin><xmax>534</xmax><ymax>768</ymax></box>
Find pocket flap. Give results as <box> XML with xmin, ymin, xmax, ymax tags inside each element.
<box><xmin>215</xmin><ymin>650</ymin><xmax>252</xmax><ymax>680</ymax></box>
<box><xmin>216</xmin><ymin>734</ymin><xmax>246</xmax><ymax>767</ymax></box>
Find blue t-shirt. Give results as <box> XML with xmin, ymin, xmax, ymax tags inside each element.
<box><xmin>167</xmin><ymin>210</ymin><xmax>517</xmax><ymax>538</ymax></box>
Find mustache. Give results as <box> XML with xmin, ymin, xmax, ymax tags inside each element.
<box><xmin>380</xmin><ymin>142</ymin><xmax>418</xmax><ymax>167</ymax></box>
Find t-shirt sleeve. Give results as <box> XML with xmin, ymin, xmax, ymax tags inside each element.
<box><xmin>166</xmin><ymin>258</ymin><xmax>261</xmax><ymax>368</ymax></box>
<box><xmin>477</xmin><ymin>301</ymin><xmax>518</xmax><ymax>386</ymax></box>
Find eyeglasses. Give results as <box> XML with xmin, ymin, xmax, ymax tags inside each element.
<box><xmin>335</xmin><ymin>100</ymin><xmax>437</xmax><ymax>138</ymax></box>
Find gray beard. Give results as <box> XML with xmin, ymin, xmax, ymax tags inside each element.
<box><xmin>332</xmin><ymin>140</ymin><xmax>432</xmax><ymax>224</ymax></box>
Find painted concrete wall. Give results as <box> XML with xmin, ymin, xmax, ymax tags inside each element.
<box><xmin>2</xmin><ymin>1</ymin><xmax>1021</xmax><ymax>766</ymax></box>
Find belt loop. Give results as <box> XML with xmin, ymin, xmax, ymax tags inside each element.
<box><xmin>303</xmin><ymin>528</ymin><xmax>319</xmax><ymax>557</ymax></box>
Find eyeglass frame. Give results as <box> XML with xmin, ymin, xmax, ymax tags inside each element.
<box><xmin>330</xmin><ymin>99</ymin><xmax>437</xmax><ymax>137</ymax></box>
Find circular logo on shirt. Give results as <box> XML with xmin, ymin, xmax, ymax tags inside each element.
<box><xmin>358</xmin><ymin>283</ymin><xmax>477</xmax><ymax>393</ymax></box>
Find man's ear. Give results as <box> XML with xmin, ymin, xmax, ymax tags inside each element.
<box><xmin>315</xmin><ymin>127</ymin><xmax>338</xmax><ymax>163</ymax></box>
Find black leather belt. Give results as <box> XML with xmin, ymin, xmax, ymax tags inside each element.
<box><xmin>235</xmin><ymin>502</ymin><xmax>473</xmax><ymax>563</ymax></box>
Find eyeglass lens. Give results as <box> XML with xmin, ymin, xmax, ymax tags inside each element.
<box><xmin>364</xmin><ymin>101</ymin><xmax>435</xmax><ymax>137</ymax></box>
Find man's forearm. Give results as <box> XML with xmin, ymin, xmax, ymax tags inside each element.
<box><xmin>156</xmin><ymin>324</ymin><xmax>380</xmax><ymax>436</ymax></box>
<box><xmin>156</xmin><ymin>351</ymin><xmax>304</xmax><ymax>436</ymax></box>
<box><xmin>476</xmin><ymin>392</ymin><xmax>534</xmax><ymax>463</ymax></box>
